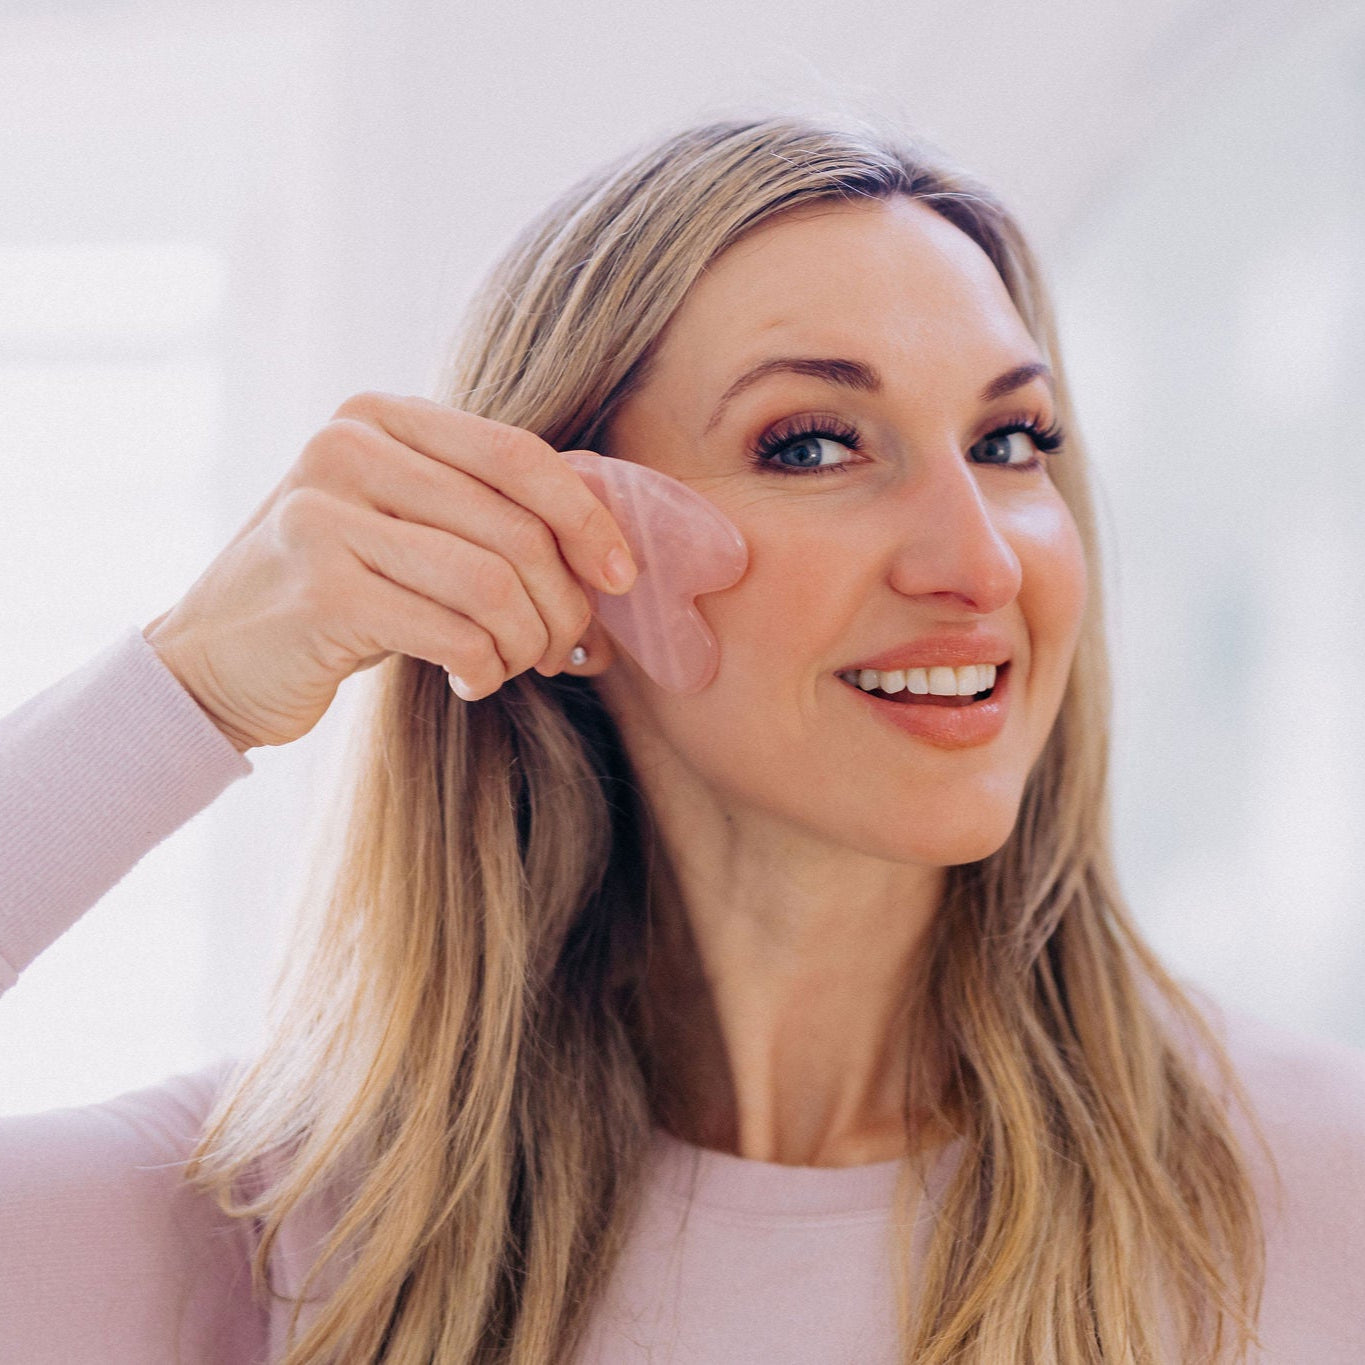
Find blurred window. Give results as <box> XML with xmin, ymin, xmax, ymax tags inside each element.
<box><xmin>1054</xmin><ymin>4</ymin><xmax>1365</xmax><ymax>1043</ymax></box>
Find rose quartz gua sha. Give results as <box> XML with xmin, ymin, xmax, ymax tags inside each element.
<box><xmin>561</xmin><ymin>450</ymin><xmax>748</xmax><ymax>694</ymax></box>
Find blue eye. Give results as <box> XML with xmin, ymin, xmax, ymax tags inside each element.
<box><xmin>750</xmin><ymin>416</ymin><xmax>862</xmax><ymax>477</ymax></box>
<box><xmin>970</xmin><ymin>419</ymin><xmax>1065</xmax><ymax>470</ymax></box>
<box><xmin>764</xmin><ymin>433</ymin><xmax>856</xmax><ymax>472</ymax></box>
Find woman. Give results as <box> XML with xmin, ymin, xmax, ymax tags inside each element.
<box><xmin>2</xmin><ymin>113</ymin><xmax>1363</xmax><ymax>1365</ymax></box>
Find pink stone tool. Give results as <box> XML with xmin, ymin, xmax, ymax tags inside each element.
<box><xmin>561</xmin><ymin>450</ymin><xmax>748</xmax><ymax>694</ymax></box>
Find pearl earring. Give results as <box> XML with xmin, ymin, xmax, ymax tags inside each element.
<box><xmin>569</xmin><ymin>645</ymin><xmax>588</xmax><ymax>666</ymax></box>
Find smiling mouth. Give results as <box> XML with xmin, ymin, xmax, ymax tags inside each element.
<box><xmin>836</xmin><ymin>662</ymin><xmax>1006</xmax><ymax>707</ymax></box>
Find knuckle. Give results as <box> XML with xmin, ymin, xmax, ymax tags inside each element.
<box><xmin>332</xmin><ymin>389</ymin><xmax>391</xmax><ymax>422</ymax></box>
<box><xmin>575</xmin><ymin>496</ymin><xmax>617</xmax><ymax>547</ymax></box>
<box><xmin>275</xmin><ymin>486</ymin><xmax>330</xmax><ymax>548</ymax></box>
<box><xmin>448</xmin><ymin>624</ymin><xmax>493</xmax><ymax>674</ymax></box>
<box><xmin>527</xmin><ymin>616</ymin><xmax>553</xmax><ymax>660</ymax></box>
<box><xmin>483</xmin><ymin>421</ymin><xmax>540</xmax><ymax>473</ymax></box>
<box><xmin>478</xmin><ymin>646</ymin><xmax>508</xmax><ymax>686</ymax></box>
<box><xmin>544</xmin><ymin>599</ymin><xmax>590</xmax><ymax>665</ymax></box>
<box><xmin>552</xmin><ymin>585</ymin><xmax>592</xmax><ymax>638</ymax></box>
<box><xmin>506</xmin><ymin>630</ymin><xmax>550</xmax><ymax>681</ymax></box>
<box><xmin>468</xmin><ymin>552</ymin><xmax>520</xmax><ymax>610</ymax></box>
<box><xmin>571</xmin><ymin>594</ymin><xmax>593</xmax><ymax>639</ymax></box>
<box><xmin>469</xmin><ymin>641</ymin><xmax>509</xmax><ymax>691</ymax></box>
<box><xmin>503</xmin><ymin>507</ymin><xmax>556</xmax><ymax>564</ymax></box>
<box><xmin>300</xmin><ymin>420</ymin><xmax>368</xmax><ymax>484</ymax></box>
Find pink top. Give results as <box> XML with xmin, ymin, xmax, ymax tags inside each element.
<box><xmin>3</xmin><ymin>626</ymin><xmax>1365</xmax><ymax>1363</ymax></box>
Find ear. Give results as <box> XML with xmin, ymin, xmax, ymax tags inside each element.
<box><xmin>560</xmin><ymin>615</ymin><xmax>618</xmax><ymax>678</ymax></box>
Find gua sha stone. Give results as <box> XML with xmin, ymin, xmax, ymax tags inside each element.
<box><xmin>561</xmin><ymin>450</ymin><xmax>748</xmax><ymax>694</ymax></box>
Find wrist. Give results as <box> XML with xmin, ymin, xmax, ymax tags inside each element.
<box><xmin>142</xmin><ymin>615</ymin><xmax>257</xmax><ymax>754</ymax></box>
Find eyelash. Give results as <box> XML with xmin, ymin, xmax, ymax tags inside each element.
<box><xmin>748</xmin><ymin>411</ymin><xmax>1066</xmax><ymax>477</ymax></box>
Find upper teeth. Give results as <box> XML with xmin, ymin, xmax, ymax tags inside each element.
<box><xmin>840</xmin><ymin>663</ymin><xmax>998</xmax><ymax>696</ymax></box>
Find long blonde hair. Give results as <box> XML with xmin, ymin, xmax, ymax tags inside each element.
<box><xmin>187</xmin><ymin>112</ymin><xmax>1282</xmax><ymax>1364</ymax></box>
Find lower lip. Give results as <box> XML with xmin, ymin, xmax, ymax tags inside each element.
<box><xmin>837</xmin><ymin>663</ymin><xmax>1012</xmax><ymax>750</ymax></box>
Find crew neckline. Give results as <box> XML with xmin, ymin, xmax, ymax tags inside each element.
<box><xmin>647</xmin><ymin>1125</ymin><xmax>966</xmax><ymax>1217</ymax></box>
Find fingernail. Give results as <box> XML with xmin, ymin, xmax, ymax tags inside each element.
<box><xmin>602</xmin><ymin>545</ymin><xmax>637</xmax><ymax>593</ymax></box>
<box><xmin>448</xmin><ymin>673</ymin><xmax>474</xmax><ymax>700</ymax></box>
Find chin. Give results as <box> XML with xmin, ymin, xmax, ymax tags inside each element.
<box><xmin>832</xmin><ymin>800</ymin><xmax>1021</xmax><ymax>868</ymax></box>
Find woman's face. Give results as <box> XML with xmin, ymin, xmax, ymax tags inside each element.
<box><xmin>590</xmin><ymin>195</ymin><xmax>1088</xmax><ymax>868</ymax></box>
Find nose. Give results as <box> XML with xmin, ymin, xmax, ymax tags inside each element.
<box><xmin>883</xmin><ymin>450</ymin><xmax>1023</xmax><ymax>614</ymax></box>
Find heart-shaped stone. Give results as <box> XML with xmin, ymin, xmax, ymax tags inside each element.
<box><xmin>562</xmin><ymin>451</ymin><xmax>748</xmax><ymax>694</ymax></box>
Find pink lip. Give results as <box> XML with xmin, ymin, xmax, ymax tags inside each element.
<box><xmin>838</xmin><ymin>661</ymin><xmax>1012</xmax><ymax>750</ymax></box>
<box><xmin>843</xmin><ymin>631</ymin><xmax>1013</xmax><ymax>672</ymax></box>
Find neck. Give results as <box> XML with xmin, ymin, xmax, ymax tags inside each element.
<box><xmin>637</xmin><ymin>825</ymin><xmax>956</xmax><ymax>1168</ymax></box>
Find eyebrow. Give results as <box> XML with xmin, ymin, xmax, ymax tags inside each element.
<box><xmin>701</xmin><ymin>356</ymin><xmax>1055</xmax><ymax>434</ymax></box>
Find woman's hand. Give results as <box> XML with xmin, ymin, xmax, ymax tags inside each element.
<box><xmin>141</xmin><ymin>392</ymin><xmax>638</xmax><ymax>753</ymax></box>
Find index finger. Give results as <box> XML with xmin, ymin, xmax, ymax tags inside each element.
<box><xmin>336</xmin><ymin>391</ymin><xmax>639</xmax><ymax>595</ymax></box>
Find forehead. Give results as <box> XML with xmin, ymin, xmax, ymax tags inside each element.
<box><xmin>648</xmin><ymin>196</ymin><xmax>1037</xmax><ymax>392</ymax></box>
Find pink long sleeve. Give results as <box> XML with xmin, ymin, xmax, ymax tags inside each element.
<box><xmin>0</xmin><ymin>626</ymin><xmax>267</xmax><ymax>1362</ymax></box>
<box><xmin>0</xmin><ymin>625</ymin><xmax>253</xmax><ymax>993</ymax></box>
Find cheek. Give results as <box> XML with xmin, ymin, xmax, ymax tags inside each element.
<box><xmin>1018</xmin><ymin>499</ymin><xmax>1089</xmax><ymax>658</ymax></box>
<box><xmin>707</xmin><ymin>521</ymin><xmax>856</xmax><ymax>660</ymax></box>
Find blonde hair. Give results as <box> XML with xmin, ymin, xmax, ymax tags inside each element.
<box><xmin>187</xmin><ymin>113</ymin><xmax>1282</xmax><ymax>1364</ymax></box>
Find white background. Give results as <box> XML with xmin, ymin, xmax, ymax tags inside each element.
<box><xmin>2</xmin><ymin>0</ymin><xmax>1362</xmax><ymax>1114</ymax></box>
